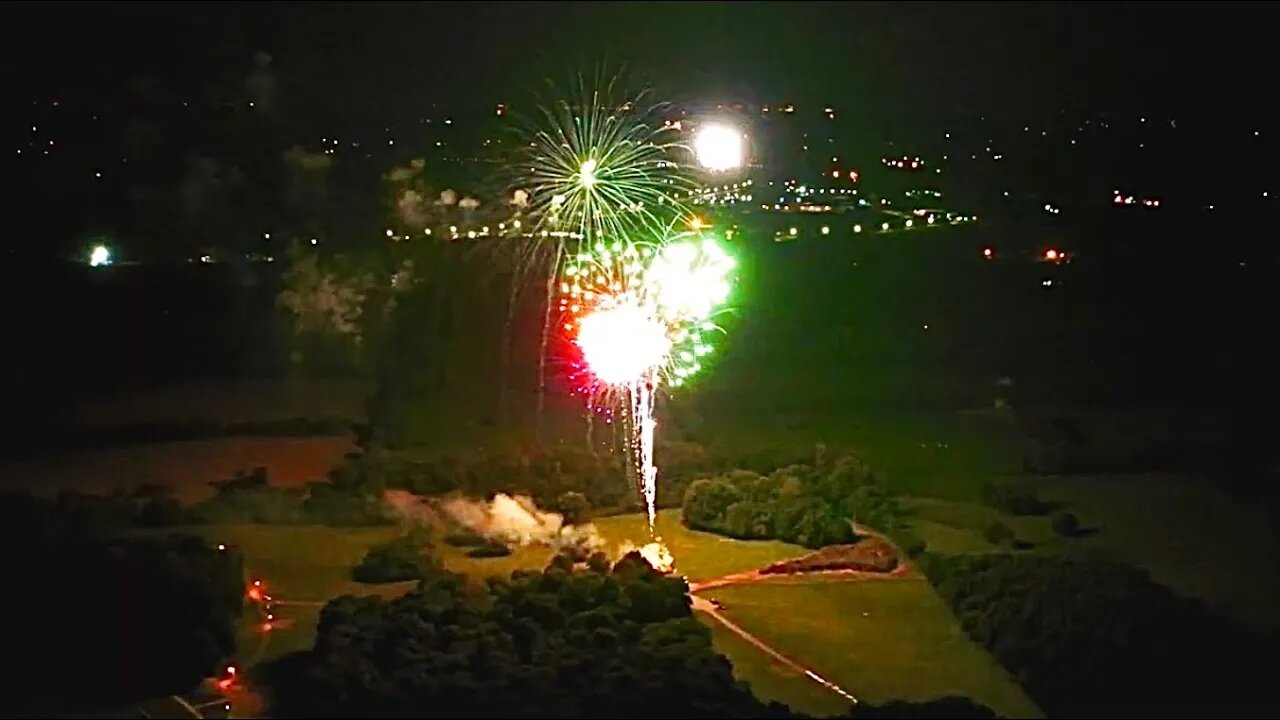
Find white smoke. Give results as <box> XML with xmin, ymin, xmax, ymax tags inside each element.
<box><xmin>382</xmin><ymin>489</ymin><xmax>441</xmax><ymax>527</ymax></box>
<box><xmin>444</xmin><ymin>493</ymin><xmax>603</xmax><ymax>552</ymax></box>
<box><xmin>382</xmin><ymin>491</ymin><xmax>603</xmax><ymax>554</ymax></box>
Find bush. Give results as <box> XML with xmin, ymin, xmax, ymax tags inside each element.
<box><xmin>983</xmin><ymin>521</ymin><xmax>1015</xmax><ymax>547</ymax></box>
<box><xmin>893</xmin><ymin>533</ymin><xmax>927</xmax><ymax>558</ymax></box>
<box><xmin>681</xmin><ymin>455</ymin><xmax>895</xmax><ymax>548</ymax></box>
<box><xmin>554</xmin><ymin>491</ymin><xmax>590</xmax><ymax>525</ymax></box>
<box><xmin>919</xmin><ymin>553</ymin><xmax>1276</xmax><ymax>717</ymax></box>
<box><xmin>466</xmin><ymin>542</ymin><xmax>512</xmax><ymax>558</ymax></box>
<box><xmin>1051</xmin><ymin>511</ymin><xmax>1080</xmax><ymax>537</ymax></box>
<box><xmin>351</xmin><ymin>535</ymin><xmax>435</xmax><ymax>583</ymax></box>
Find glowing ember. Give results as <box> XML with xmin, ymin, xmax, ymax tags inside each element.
<box><xmin>638</xmin><ymin>541</ymin><xmax>675</xmax><ymax>573</ymax></box>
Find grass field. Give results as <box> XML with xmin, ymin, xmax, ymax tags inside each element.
<box><xmin>434</xmin><ymin>508</ymin><xmax>808</xmax><ymax>583</ymax></box>
<box><xmin>593</xmin><ymin>509</ymin><xmax>809</xmax><ymax>581</ymax></box>
<box><xmin>899</xmin><ymin>475</ymin><xmax>1280</xmax><ymax>631</ymax></box>
<box><xmin>704</xmin><ymin>619</ymin><xmax>853</xmax><ymax>718</ymax></box>
<box><xmin>177</xmin><ymin>524</ymin><xmax>413</xmax><ymax>667</ymax></box>
<box><xmin>698</xmin><ymin>410</ymin><xmax>1024</xmax><ymax>502</ymax></box>
<box><xmin>1028</xmin><ymin>474</ymin><xmax>1280</xmax><ymax>630</ymax></box>
<box><xmin>705</xmin><ymin>580</ymin><xmax>1042</xmax><ymax>718</ymax></box>
<box><xmin>0</xmin><ymin>436</ymin><xmax>356</xmax><ymax>504</ymax></box>
<box><xmin>901</xmin><ymin>497</ymin><xmax>1060</xmax><ymax>554</ymax></box>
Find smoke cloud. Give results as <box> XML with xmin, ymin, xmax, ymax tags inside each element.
<box><xmin>382</xmin><ymin>491</ymin><xmax>604</xmax><ymax>554</ymax></box>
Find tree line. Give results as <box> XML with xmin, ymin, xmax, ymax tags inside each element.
<box><xmin>919</xmin><ymin>552</ymin><xmax>1278</xmax><ymax>718</ymax></box>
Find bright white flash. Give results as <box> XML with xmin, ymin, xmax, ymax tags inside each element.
<box><xmin>579</xmin><ymin>158</ymin><xmax>598</xmax><ymax>188</ymax></box>
<box><xmin>694</xmin><ymin>124</ymin><xmax>743</xmax><ymax>172</ymax></box>
<box><xmin>89</xmin><ymin>245</ymin><xmax>112</xmax><ymax>267</ymax></box>
<box><xmin>576</xmin><ymin>301</ymin><xmax>671</xmax><ymax>386</ymax></box>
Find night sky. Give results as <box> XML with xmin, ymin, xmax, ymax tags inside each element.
<box><xmin>6</xmin><ymin>2</ymin><xmax>1270</xmax><ymax>130</ymax></box>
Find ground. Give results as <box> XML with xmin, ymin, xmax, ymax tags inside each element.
<box><xmin>898</xmin><ymin>474</ymin><xmax>1280</xmax><ymax>632</ymax></box>
<box><xmin>1028</xmin><ymin>474</ymin><xmax>1280</xmax><ymax>630</ymax></box>
<box><xmin>0</xmin><ymin>436</ymin><xmax>355</xmax><ymax>504</ymax></box>
<box><xmin>704</xmin><ymin>580</ymin><xmax>1042</xmax><ymax>719</ymax></box>
<box><xmin>174</xmin><ymin>510</ymin><xmax>1035</xmax><ymax>718</ymax></box>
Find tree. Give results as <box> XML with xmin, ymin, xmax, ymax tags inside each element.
<box><xmin>1051</xmin><ymin>511</ymin><xmax>1081</xmax><ymax>537</ymax></box>
<box><xmin>983</xmin><ymin>521</ymin><xmax>1016</xmax><ymax>548</ymax></box>
<box><xmin>555</xmin><ymin>490</ymin><xmax>591</xmax><ymax>525</ymax></box>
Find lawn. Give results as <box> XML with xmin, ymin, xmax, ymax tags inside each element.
<box><xmin>704</xmin><ymin>580</ymin><xmax>1041</xmax><ymax>718</ymax></box>
<box><xmin>433</xmin><ymin>509</ymin><xmax>807</xmax><ymax>583</ymax></box>
<box><xmin>900</xmin><ymin>497</ymin><xmax>1059</xmax><ymax>554</ymax></box>
<box><xmin>0</xmin><ymin>436</ymin><xmax>355</xmax><ymax>504</ymax></box>
<box><xmin>1027</xmin><ymin>474</ymin><xmax>1280</xmax><ymax>630</ymax></box>
<box><xmin>593</xmin><ymin>509</ymin><xmax>809</xmax><ymax>581</ymax></box>
<box><xmin>899</xmin><ymin>475</ymin><xmax>1280</xmax><ymax>631</ymax></box>
<box><xmin>703</xmin><ymin>619</ymin><xmax>853</xmax><ymax>718</ymax></box>
<box><xmin>697</xmin><ymin>410</ymin><xmax>1024</xmax><ymax>503</ymax></box>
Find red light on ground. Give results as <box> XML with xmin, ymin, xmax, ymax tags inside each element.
<box><xmin>262</xmin><ymin>622</ymin><xmax>273</xmax><ymax>632</ymax></box>
<box><xmin>247</xmin><ymin>587</ymin><xmax>263</xmax><ymax>602</ymax></box>
<box><xmin>217</xmin><ymin>679</ymin><xmax>233</xmax><ymax>691</ymax></box>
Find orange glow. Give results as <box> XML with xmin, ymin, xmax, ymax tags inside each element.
<box><xmin>1044</xmin><ymin>249</ymin><xmax>1059</xmax><ymax>261</ymax></box>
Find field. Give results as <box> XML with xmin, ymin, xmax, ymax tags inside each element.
<box><xmin>173</xmin><ymin>510</ymin><xmax>1035</xmax><ymax>718</ymax></box>
<box><xmin>0</xmin><ymin>436</ymin><xmax>356</xmax><ymax>504</ymax></box>
<box><xmin>704</xmin><ymin>581</ymin><xmax>1042</xmax><ymax>718</ymax></box>
<box><xmin>1029</xmin><ymin>474</ymin><xmax>1280</xmax><ymax>630</ymax></box>
<box><xmin>901</xmin><ymin>475</ymin><xmax>1280</xmax><ymax>630</ymax></box>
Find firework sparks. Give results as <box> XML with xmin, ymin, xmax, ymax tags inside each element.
<box><xmin>561</xmin><ymin>228</ymin><xmax>736</xmax><ymax>533</ymax></box>
<box><xmin>518</xmin><ymin>75</ymin><xmax>693</xmax><ymax>245</ymax></box>
<box><xmin>638</xmin><ymin>540</ymin><xmax>675</xmax><ymax>574</ymax></box>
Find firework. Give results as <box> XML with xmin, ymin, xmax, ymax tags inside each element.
<box><xmin>519</xmin><ymin>75</ymin><xmax>693</xmax><ymax>244</ymax></box>
<box><xmin>694</xmin><ymin>123</ymin><xmax>745</xmax><ymax>172</ymax></box>
<box><xmin>560</xmin><ymin>227</ymin><xmax>736</xmax><ymax>537</ymax></box>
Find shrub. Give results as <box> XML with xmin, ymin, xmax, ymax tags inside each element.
<box><xmin>983</xmin><ymin>521</ymin><xmax>1015</xmax><ymax>547</ymax></box>
<box><xmin>1052</xmin><ymin>511</ymin><xmax>1081</xmax><ymax>537</ymax></box>
<box><xmin>466</xmin><ymin>542</ymin><xmax>512</xmax><ymax>558</ymax></box>
<box><xmin>896</xmin><ymin>533</ymin><xmax>928</xmax><ymax>558</ymax></box>
<box><xmin>351</xmin><ymin>535</ymin><xmax>435</xmax><ymax>583</ymax></box>
<box><xmin>682</xmin><ymin>455</ymin><xmax>895</xmax><ymax>548</ymax></box>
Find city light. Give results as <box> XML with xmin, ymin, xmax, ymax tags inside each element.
<box><xmin>694</xmin><ymin>123</ymin><xmax>744</xmax><ymax>172</ymax></box>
